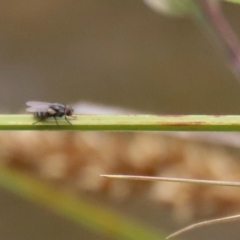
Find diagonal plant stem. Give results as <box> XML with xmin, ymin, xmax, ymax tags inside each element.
<box><xmin>2</xmin><ymin>114</ymin><xmax>240</xmax><ymax>131</ymax></box>
<box><xmin>195</xmin><ymin>0</ymin><xmax>240</xmax><ymax>77</ymax></box>
<box><xmin>166</xmin><ymin>214</ymin><xmax>240</xmax><ymax>239</ymax></box>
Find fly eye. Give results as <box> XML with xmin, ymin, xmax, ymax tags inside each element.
<box><xmin>66</xmin><ymin>107</ymin><xmax>73</xmax><ymax>116</ymax></box>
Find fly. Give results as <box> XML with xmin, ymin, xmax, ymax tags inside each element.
<box><xmin>26</xmin><ymin>101</ymin><xmax>75</xmax><ymax>125</ymax></box>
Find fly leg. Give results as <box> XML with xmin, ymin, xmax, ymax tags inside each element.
<box><xmin>65</xmin><ymin>116</ymin><xmax>72</xmax><ymax>125</ymax></box>
<box><xmin>53</xmin><ymin>116</ymin><xmax>59</xmax><ymax>126</ymax></box>
<box><xmin>32</xmin><ymin>119</ymin><xmax>43</xmax><ymax>125</ymax></box>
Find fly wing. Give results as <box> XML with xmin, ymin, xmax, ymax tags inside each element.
<box><xmin>26</xmin><ymin>101</ymin><xmax>52</xmax><ymax>107</ymax></box>
<box><xmin>26</xmin><ymin>101</ymin><xmax>51</xmax><ymax>112</ymax></box>
<box><xmin>26</xmin><ymin>107</ymin><xmax>49</xmax><ymax>112</ymax></box>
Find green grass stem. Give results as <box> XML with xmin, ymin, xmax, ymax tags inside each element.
<box><xmin>1</xmin><ymin>114</ymin><xmax>240</xmax><ymax>131</ymax></box>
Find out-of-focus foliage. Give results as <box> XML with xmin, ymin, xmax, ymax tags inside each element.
<box><xmin>0</xmin><ymin>167</ymin><xmax>165</xmax><ymax>240</ymax></box>
<box><xmin>225</xmin><ymin>0</ymin><xmax>240</xmax><ymax>3</ymax></box>
<box><xmin>144</xmin><ymin>0</ymin><xmax>240</xmax><ymax>17</ymax></box>
<box><xmin>143</xmin><ymin>0</ymin><xmax>220</xmax><ymax>16</ymax></box>
<box><xmin>2</xmin><ymin>131</ymin><xmax>240</xmax><ymax>223</ymax></box>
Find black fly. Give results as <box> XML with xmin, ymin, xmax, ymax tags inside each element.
<box><xmin>26</xmin><ymin>101</ymin><xmax>74</xmax><ymax>125</ymax></box>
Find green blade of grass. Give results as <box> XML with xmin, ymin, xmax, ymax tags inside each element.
<box><xmin>2</xmin><ymin>114</ymin><xmax>240</xmax><ymax>131</ymax></box>
<box><xmin>0</xmin><ymin>167</ymin><xmax>166</xmax><ymax>240</ymax></box>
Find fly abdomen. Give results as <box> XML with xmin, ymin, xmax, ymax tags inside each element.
<box><xmin>34</xmin><ymin>111</ymin><xmax>49</xmax><ymax>120</ymax></box>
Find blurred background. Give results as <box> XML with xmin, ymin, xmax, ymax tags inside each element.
<box><xmin>1</xmin><ymin>0</ymin><xmax>240</xmax><ymax>240</ymax></box>
<box><xmin>1</xmin><ymin>0</ymin><xmax>240</xmax><ymax>114</ymax></box>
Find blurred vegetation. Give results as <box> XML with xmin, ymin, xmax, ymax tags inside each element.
<box><xmin>0</xmin><ymin>167</ymin><xmax>165</xmax><ymax>240</ymax></box>
<box><xmin>1</xmin><ymin>1</ymin><xmax>240</xmax><ymax>240</ymax></box>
